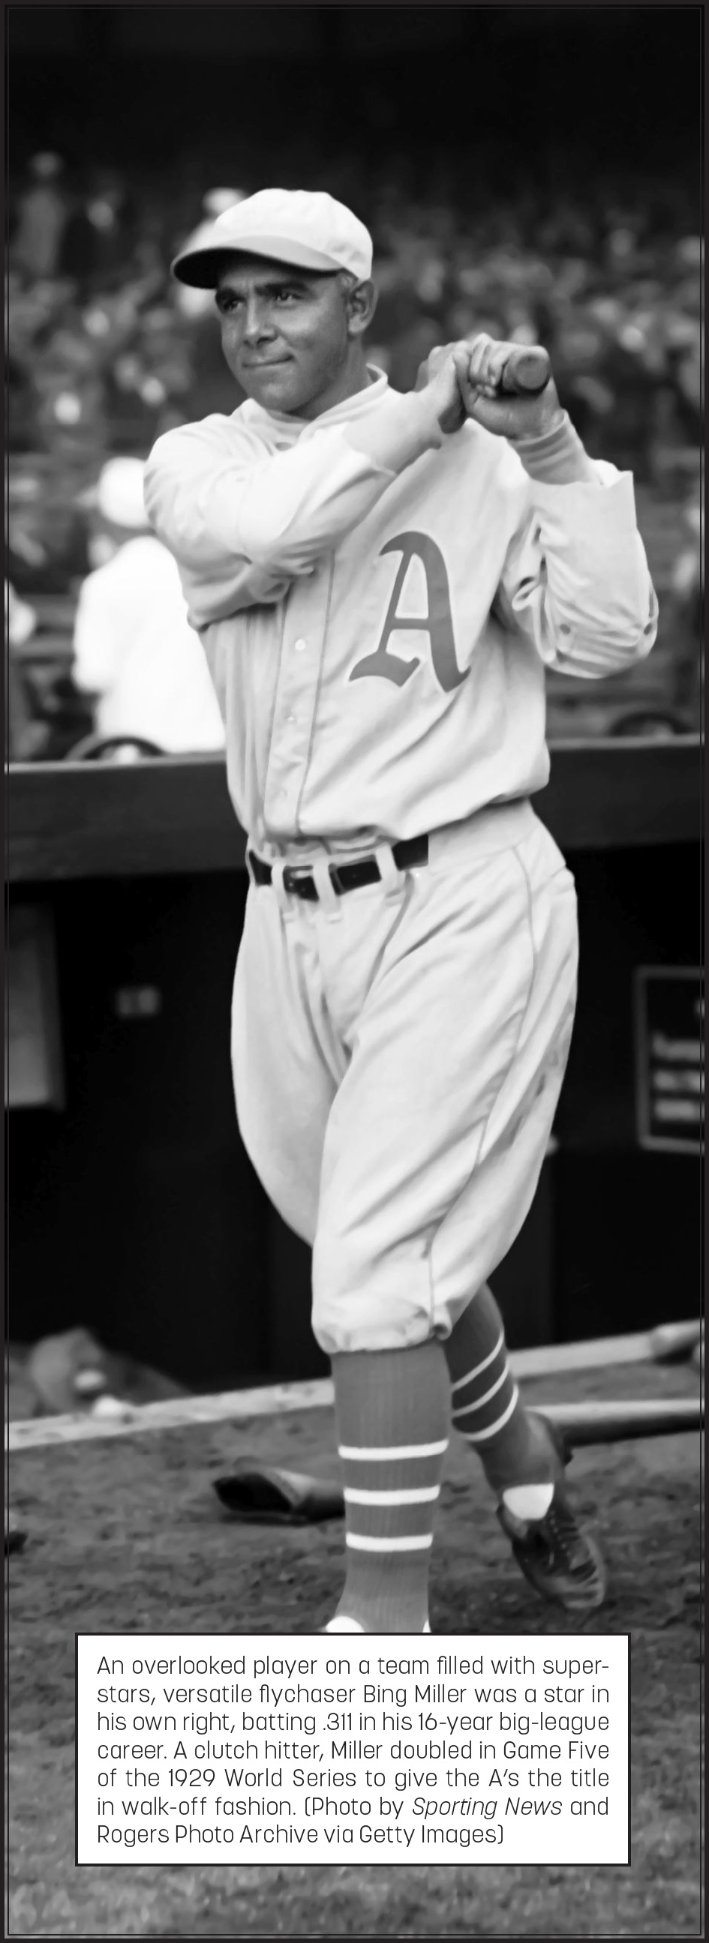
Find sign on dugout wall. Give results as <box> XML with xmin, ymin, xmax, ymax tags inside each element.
<box><xmin>634</xmin><ymin>967</ymin><xmax>703</xmax><ymax>1154</ymax></box>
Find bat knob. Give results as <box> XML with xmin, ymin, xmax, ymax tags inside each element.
<box><xmin>499</xmin><ymin>346</ymin><xmax>552</xmax><ymax>396</ymax></box>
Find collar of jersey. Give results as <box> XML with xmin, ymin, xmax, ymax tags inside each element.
<box><xmin>236</xmin><ymin>365</ymin><xmax>390</xmax><ymax>439</ymax></box>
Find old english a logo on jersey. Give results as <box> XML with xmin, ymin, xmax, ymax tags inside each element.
<box><xmin>349</xmin><ymin>531</ymin><xmax>468</xmax><ymax>693</ymax></box>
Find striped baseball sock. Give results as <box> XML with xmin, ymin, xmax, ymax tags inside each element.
<box><xmin>445</xmin><ymin>1285</ymin><xmax>558</xmax><ymax>1510</ymax></box>
<box><xmin>330</xmin><ymin>1341</ymin><xmax>450</xmax><ymax>1633</ymax></box>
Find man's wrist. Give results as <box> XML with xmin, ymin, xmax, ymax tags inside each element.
<box><xmin>511</xmin><ymin>410</ymin><xmax>601</xmax><ymax>486</ymax></box>
<box><xmin>506</xmin><ymin>407</ymin><xmax>566</xmax><ymax>447</ymax></box>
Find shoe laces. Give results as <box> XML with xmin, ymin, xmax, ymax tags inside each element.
<box><xmin>530</xmin><ymin>1494</ymin><xmax>586</xmax><ymax>1565</ymax></box>
<box><xmin>536</xmin><ymin>1503</ymin><xmax>600</xmax><ymax>1588</ymax></box>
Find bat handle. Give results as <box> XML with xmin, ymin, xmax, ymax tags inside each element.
<box><xmin>498</xmin><ymin>345</ymin><xmax>551</xmax><ymax>396</ymax></box>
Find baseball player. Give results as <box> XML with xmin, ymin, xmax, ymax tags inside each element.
<box><xmin>145</xmin><ymin>189</ymin><xmax>658</xmax><ymax>1635</ymax></box>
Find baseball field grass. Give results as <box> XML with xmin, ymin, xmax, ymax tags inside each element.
<box><xmin>8</xmin><ymin>1358</ymin><xmax>702</xmax><ymax>1937</ymax></box>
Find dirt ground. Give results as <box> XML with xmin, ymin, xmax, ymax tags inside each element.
<box><xmin>8</xmin><ymin>1358</ymin><xmax>703</xmax><ymax>1938</ymax></box>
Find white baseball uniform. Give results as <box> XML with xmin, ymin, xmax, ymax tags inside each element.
<box><xmin>145</xmin><ymin>372</ymin><xmax>658</xmax><ymax>1353</ymax></box>
<box><xmin>73</xmin><ymin>535</ymin><xmax>226</xmax><ymax>753</ymax></box>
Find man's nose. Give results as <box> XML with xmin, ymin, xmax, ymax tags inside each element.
<box><xmin>242</xmin><ymin>299</ymin><xmax>274</xmax><ymax>345</ymax></box>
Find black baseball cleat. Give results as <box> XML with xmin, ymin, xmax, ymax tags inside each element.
<box><xmin>497</xmin><ymin>1414</ymin><xmax>607</xmax><ymax>1614</ymax></box>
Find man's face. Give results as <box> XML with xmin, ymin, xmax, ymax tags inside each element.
<box><xmin>215</xmin><ymin>255</ymin><xmax>359</xmax><ymax>419</ymax></box>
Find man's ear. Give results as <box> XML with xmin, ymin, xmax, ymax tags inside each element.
<box><xmin>346</xmin><ymin>278</ymin><xmax>378</xmax><ymax>338</ymax></box>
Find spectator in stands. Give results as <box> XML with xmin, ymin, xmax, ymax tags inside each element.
<box><xmin>72</xmin><ymin>458</ymin><xmax>225</xmax><ymax>754</ymax></box>
<box><xmin>59</xmin><ymin>168</ymin><xmax>137</xmax><ymax>294</ymax></box>
<box><xmin>11</xmin><ymin>153</ymin><xmax>69</xmax><ymax>281</ymax></box>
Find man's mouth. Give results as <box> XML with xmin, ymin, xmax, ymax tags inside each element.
<box><xmin>242</xmin><ymin>357</ymin><xmax>292</xmax><ymax>371</ymax></box>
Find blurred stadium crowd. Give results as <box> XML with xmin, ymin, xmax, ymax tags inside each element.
<box><xmin>8</xmin><ymin>152</ymin><xmax>702</xmax><ymax>759</ymax></box>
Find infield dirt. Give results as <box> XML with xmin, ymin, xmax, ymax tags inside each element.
<box><xmin>8</xmin><ymin>1358</ymin><xmax>702</xmax><ymax>1936</ymax></box>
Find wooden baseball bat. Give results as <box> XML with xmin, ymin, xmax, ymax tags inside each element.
<box><xmin>649</xmin><ymin>1320</ymin><xmax>703</xmax><ymax>1364</ymax></box>
<box><xmin>213</xmin><ymin>1399</ymin><xmax>702</xmax><ymax>1522</ymax></box>
<box><xmin>540</xmin><ymin>1398</ymin><xmax>702</xmax><ymax>1447</ymax></box>
<box><xmin>498</xmin><ymin>344</ymin><xmax>551</xmax><ymax>395</ymax></box>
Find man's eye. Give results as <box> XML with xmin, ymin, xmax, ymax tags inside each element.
<box><xmin>275</xmin><ymin>290</ymin><xmax>298</xmax><ymax>305</ymax></box>
<box><xmin>218</xmin><ymin>296</ymin><xmax>240</xmax><ymax>315</ymax></box>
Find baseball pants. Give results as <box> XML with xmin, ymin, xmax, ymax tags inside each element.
<box><xmin>232</xmin><ymin>799</ymin><xmax>578</xmax><ymax>1355</ymax></box>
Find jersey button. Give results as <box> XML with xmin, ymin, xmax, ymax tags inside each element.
<box><xmin>293</xmin><ymin>638</ymin><xmax>307</xmax><ymax>653</ymax></box>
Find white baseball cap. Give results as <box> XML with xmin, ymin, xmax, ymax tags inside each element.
<box><xmin>171</xmin><ymin>187</ymin><xmax>373</xmax><ymax>289</ymax></box>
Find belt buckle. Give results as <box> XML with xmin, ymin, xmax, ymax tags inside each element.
<box><xmin>283</xmin><ymin>863</ymin><xmax>316</xmax><ymax>898</ymax></box>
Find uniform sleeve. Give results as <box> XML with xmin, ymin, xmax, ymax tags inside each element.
<box><xmin>144</xmin><ymin>397</ymin><xmax>442</xmax><ymax>622</ymax></box>
<box><xmin>496</xmin><ymin>421</ymin><xmax>659</xmax><ymax>678</ymax></box>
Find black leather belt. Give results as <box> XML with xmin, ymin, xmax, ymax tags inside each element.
<box><xmin>248</xmin><ymin>834</ymin><xmax>429</xmax><ymax>900</ymax></box>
